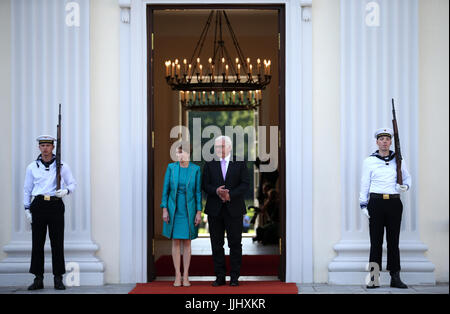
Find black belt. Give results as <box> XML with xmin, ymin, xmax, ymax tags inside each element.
<box><xmin>35</xmin><ymin>195</ymin><xmax>61</xmax><ymax>201</ymax></box>
<box><xmin>370</xmin><ymin>193</ymin><xmax>400</xmax><ymax>200</ymax></box>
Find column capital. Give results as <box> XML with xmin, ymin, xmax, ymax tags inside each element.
<box><xmin>119</xmin><ymin>0</ymin><xmax>131</xmax><ymax>24</ymax></box>
<box><xmin>302</xmin><ymin>6</ymin><xmax>312</xmax><ymax>22</ymax></box>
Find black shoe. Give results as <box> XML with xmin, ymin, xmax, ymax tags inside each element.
<box><xmin>390</xmin><ymin>271</ymin><xmax>408</xmax><ymax>289</ymax></box>
<box><xmin>212</xmin><ymin>277</ymin><xmax>226</xmax><ymax>287</ymax></box>
<box><xmin>27</xmin><ymin>275</ymin><xmax>44</xmax><ymax>291</ymax></box>
<box><xmin>54</xmin><ymin>275</ymin><xmax>66</xmax><ymax>290</ymax></box>
<box><xmin>230</xmin><ymin>278</ymin><xmax>239</xmax><ymax>287</ymax></box>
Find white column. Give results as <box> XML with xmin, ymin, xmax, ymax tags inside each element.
<box><xmin>0</xmin><ymin>0</ymin><xmax>104</xmax><ymax>286</ymax></box>
<box><xmin>328</xmin><ymin>0</ymin><xmax>435</xmax><ymax>285</ymax></box>
<box><xmin>118</xmin><ymin>0</ymin><xmax>148</xmax><ymax>284</ymax></box>
<box><xmin>285</xmin><ymin>0</ymin><xmax>313</xmax><ymax>284</ymax></box>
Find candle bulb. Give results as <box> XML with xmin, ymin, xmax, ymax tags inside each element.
<box><xmin>165</xmin><ymin>61</ymin><xmax>170</xmax><ymax>77</ymax></box>
<box><xmin>188</xmin><ymin>64</ymin><xmax>192</xmax><ymax>77</ymax></box>
<box><xmin>237</xmin><ymin>64</ymin><xmax>241</xmax><ymax>76</ymax></box>
<box><xmin>183</xmin><ymin>59</ymin><xmax>187</xmax><ymax>75</ymax></box>
<box><xmin>257</xmin><ymin>58</ymin><xmax>261</xmax><ymax>76</ymax></box>
<box><xmin>240</xmin><ymin>91</ymin><xmax>244</xmax><ymax>103</ymax></box>
<box><xmin>235</xmin><ymin>57</ymin><xmax>239</xmax><ymax>65</ymax></box>
<box><xmin>199</xmin><ymin>64</ymin><xmax>203</xmax><ymax>79</ymax></box>
<box><xmin>225</xmin><ymin>65</ymin><xmax>229</xmax><ymax>79</ymax></box>
<box><xmin>267</xmin><ymin>60</ymin><xmax>271</xmax><ymax>75</ymax></box>
<box><xmin>232</xmin><ymin>91</ymin><xmax>236</xmax><ymax>103</ymax></box>
<box><xmin>176</xmin><ymin>64</ymin><xmax>180</xmax><ymax>77</ymax></box>
<box><xmin>171</xmin><ymin>62</ymin><xmax>175</xmax><ymax>78</ymax></box>
<box><xmin>249</xmin><ymin>64</ymin><xmax>253</xmax><ymax>76</ymax></box>
<box><xmin>222</xmin><ymin>91</ymin><xmax>225</xmax><ymax>104</ymax></box>
<box><xmin>221</xmin><ymin>57</ymin><xmax>225</xmax><ymax>77</ymax></box>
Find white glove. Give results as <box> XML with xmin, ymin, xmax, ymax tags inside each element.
<box><xmin>361</xmin><ymin>208</ymin><xmax>370</xmax><ymax>219</ymax></box>
<box><xmin>55</xmin><ymin>189</ymin><xmax>69</xmax><ymax>198</ymax></box>
<box><xmin>396</xmin><ymin>184</ymin><xmax>408</xmax><ymax>193</ymax></box>
<box><xmin>25</xmin><ymin>209</ymin><xmax>32</xmax><ymax>224</ymax></box>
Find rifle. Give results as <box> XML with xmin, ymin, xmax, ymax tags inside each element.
<box><xmin>56</xmin><ymin>104</ymin><xmax>62</xmax><ymax>190</ymax></box>
<box><xmin>391</xmin><ymin>99</ymin><xmax>402</xmax><ymax>185</ymax></box>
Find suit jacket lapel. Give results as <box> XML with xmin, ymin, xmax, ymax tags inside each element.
<box><xmin>224</xmin><ymin>158</ymin><xmax>235</xmax><ymax>183</ymax></box>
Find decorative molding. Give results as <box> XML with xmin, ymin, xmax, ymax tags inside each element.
<box><xmin>121</xmin><ymin>8</ymin><xmax>130</xmax><ymax>24</ymax></box>
<box><xmin>302</xmin><ymin>6</ymin><xmax>312</xmax><ymax>22</ymax></box>
<box><xmin>119</xmin><ymin>0</ymin><xmax>131</xmax><ymax>23</ymax></box>
<box><xmin>119</xmin><ymin>0</ymin><xmax>131</xmax><ymax>8</ymax></box>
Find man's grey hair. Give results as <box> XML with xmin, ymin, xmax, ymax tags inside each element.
<box><xmin>215</xmin><ymin>135</ymin><xmax>232</xmax><ymax>148</ymax></box>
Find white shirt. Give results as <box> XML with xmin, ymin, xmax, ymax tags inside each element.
<box><xmin>23</xmin><ymin>159</ymin><xmax>77</xmax><ymax>208</ymax></box>
<box><xmin>359</xmin><ymin>153</ymin><xmax>411</xmax><ymax>208</ymax></box>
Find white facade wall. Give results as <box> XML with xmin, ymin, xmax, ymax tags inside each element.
<box><xmin>0</xmin><ymin>0</ymin><xmax>12</xmax><ymax>263</ymax></box>
<box><xmin>90</xmin><ymin>0</ymin><xmax>121</xmax><ymax>285</ymax></box>
<box><xmin>0</xmin><ymin>0</ymin><xmax>448</xmax><ymax>284</ymax></box>
<box><xmin>312</xmin><ymin>0</ymin><xmax>341</xmax><ymax>283</ymax></box>
<box><xmin>417</xmin><ymin>0</ymin><xmax>449</xmax><ymax>282</ymax></box>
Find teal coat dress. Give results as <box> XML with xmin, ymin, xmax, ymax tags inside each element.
<box><xmin>160</xmin><ymin>162</ymin><xmax>202</xmax><ymax>240</ymax></box>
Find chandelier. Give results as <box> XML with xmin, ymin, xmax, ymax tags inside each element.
<box><xmin>164</xmin><ymin>10</ymin><xmax>272</xmax><ymax>111</ymax></box>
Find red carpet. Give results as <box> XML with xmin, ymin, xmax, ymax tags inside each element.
<box><xmin>155</xmin><ymin>255</ymin><xmax>279</xmax><ymax>276</ymax></box>
<box><xmin>129</xmin><ymin>281</ymin><xmax>298</xmax><ymax>294</ymax></box>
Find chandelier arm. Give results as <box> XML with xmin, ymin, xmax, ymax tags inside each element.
<box><xmin>222</xmin><ymin>10</ymin><xmax>248</xmax><ymax>74</ymax></box>
<box><xmin>212</xmin><ymin>11</ymin><xmax>219</xmax><ymax>62</ymax></box>
<box><xmin>189</xmin><ymin>10</ymin><xmax>215</xmax><ymax>70</ymax></box>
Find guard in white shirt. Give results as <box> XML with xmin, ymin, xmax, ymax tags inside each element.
<box><xmin>359</xmin><ymin>128</ymin><xmax>410</xmax><ymax>289</ymax></box>
<box><xmin>24</xmin><ymin>135</ymin><xmax>76</xmax><ymax>290</ymax></box>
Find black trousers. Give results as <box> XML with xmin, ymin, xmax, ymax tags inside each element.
<box><xmin>368</xmin><ymin>197</ymin><xmax>403</xmax><ymax>272</ymax></box>
<box><xmin>208</xmin><ymin>205</ymin><xmax>243</xmax><ymax>279</ymax></box>
<box><xmin>29</xmin><ymin>197</ymin><xmax>66</xmax><ymax>276</ymax></box>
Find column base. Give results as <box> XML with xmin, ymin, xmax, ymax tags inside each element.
<box><xmin>0</xmin><ymin>240</ymin><xmax>104</xmax><ymax>287</ymax></box>
<box><xmin>328</xmin><ymin>271</ymin><xmax>436</xmax><ymax>285</ymax></box>
<box><xmin>328</xmin><ymin>239</ymin><xmax>436</xmax><ymax>285</ymax></box>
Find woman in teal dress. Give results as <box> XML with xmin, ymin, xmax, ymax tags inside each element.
<box><xmin>161</xmin><ymin>144</ymin><xmax>202</xmax><ymax>287</ymax></box>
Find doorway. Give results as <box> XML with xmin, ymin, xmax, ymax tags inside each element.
<box><xmin>146</xmin><ymin>5</ymin><xmax>286</xmax><ymax>282</ymax></box>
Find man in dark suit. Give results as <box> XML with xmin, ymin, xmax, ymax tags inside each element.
<box><xmin>202</xmin><ymin>135</ymin><xmax>250</xmax><ymax>287</ymax></box>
